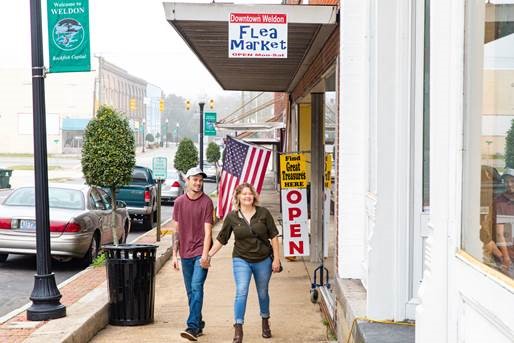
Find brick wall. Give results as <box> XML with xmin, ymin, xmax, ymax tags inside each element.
<box><xmin>291</xmin><ymin>27</ymin><xmax>339</xmax><ymax>102</ymax></box>
<box><xmin>309</xmin><ymin>0</ymin><xmax>339</xmax><ymax>5</ymax></box>
<box><xmin>274</xmin><ymin>92</ymin><xmax>288</xmax><ymax>117</ymax></box>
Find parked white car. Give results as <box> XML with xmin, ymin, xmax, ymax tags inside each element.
<box><xmin>161</xmin><ymin>169</ymin><xmax>185</xmax><ymax>204</ymax></box>
<box><xmin>0</xmin><ymin>184</ymin><xmax>131</xmax><ymax>266</ymax></box>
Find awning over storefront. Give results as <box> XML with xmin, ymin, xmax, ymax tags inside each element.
<box><xmin>62</xmin><ymin>118</ymin><xmax>89</xmax><ymax>131</ymax></box>
<box><xmin>163</xmin><ymin>3</ymin><xmax>338</xmax><ymax>92</ymax></box>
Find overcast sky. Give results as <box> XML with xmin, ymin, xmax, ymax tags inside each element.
<box><xmin>0</xmin><ymin>0</ymin><xmax>281</xmax><ymax>98</ymax></box>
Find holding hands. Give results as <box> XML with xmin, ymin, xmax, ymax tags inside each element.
<box><xmin>200</xmin><ymin>255</ymin><xmax>212</xmax><ymax>269</ymax></box>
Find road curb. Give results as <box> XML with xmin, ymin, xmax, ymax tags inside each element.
<box><xmin>23</xmin><ymin>223</ymin><xmax>173</xmax><ymax>343</ymax></box>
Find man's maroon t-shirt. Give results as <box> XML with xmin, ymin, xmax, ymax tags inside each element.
<box><xmin>173</xmin><ymin>192</ymin><xmax>214</xmax><ymax>259</ymax></box>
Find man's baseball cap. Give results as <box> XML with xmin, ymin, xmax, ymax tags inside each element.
<box><xmin>503</xmin><ymin>167</ymin><xmax>514</xmax><ymax>178</ymax></box>
<box><xmin>185</xmin><ymin>166</ymin><xmax>207</xmax><ymax>179</ymax></box>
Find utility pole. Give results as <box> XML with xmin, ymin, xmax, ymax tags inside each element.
<box><xmin>27</xmin><ymin>0</ymin><xmax>66</xmax><ymax>321</ymax></box>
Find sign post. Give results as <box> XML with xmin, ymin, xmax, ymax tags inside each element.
<box><xmin>323</xmin><ymin>153</ymin><xmax>333</xmax><ymax>257</ymax></box>
<box><xmin>47</xmin><ymin>0</ymin><xmax>91</xmax><ymax>73</ymax></box>
<box><xmin>152</xmin><ymin>157</ymin><xmax>167</xmax><ymax>242</ymax></box>
<box><xmin>279</xmin><ymin>153</ymin><xmax>309</xmax><ymax>257</ymax></box>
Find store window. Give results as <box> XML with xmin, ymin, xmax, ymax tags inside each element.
<box><xmin>463</xmin><ymin>2</ymin><xmax>514</xmax><ymax>280</ymax></box>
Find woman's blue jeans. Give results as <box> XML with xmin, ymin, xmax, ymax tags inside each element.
<box><xmin>232</xmin><ymin>257</ymin><xmax>272</xmax><ymax>324</ymax></box>
<box><xmin>181</xmin><ymin>256</ymin><xmax>208</xmax><ymax>331</ymax></box>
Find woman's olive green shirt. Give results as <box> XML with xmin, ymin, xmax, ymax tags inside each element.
<box><xmin>216</xmin><ymin>206</ymin><xmax>279</xmax><ymax>262</ymax></box>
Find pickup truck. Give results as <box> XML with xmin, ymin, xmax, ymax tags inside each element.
<box><xmin>108</xmin><ymin>166</ymin><xmax>157</xmax><ymax>230</ymax></box>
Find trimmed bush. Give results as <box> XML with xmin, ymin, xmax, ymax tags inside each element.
<box><xmin>174</xmin><ymin>138</ymin><xmax>198</xmax><ymax>174</ymax></box>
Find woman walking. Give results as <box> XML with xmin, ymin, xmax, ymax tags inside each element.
<box><xmin>205</xmin><ymin>183</ymin><xmax>281</xmax><ymax>343</ymax></box>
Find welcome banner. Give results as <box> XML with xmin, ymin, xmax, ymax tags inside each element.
<box><xmin>47</xmin><ymin>0</ymin><xmax>91</xmax><ymax>73</ymax></box>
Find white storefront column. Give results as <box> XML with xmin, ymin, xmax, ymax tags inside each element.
<box><xmin>415</xmin><ymin>0</ymin><xmax>465</xmax><ymax>341</ymax></box>
<box><xmin>365</xmin><ymin>0</ymin><xmax>414</xmax><ymax>320</ymax></box>
<box><xmin>339</xmin><ymin>0</ymin><xmax>415</xmax><ymax>321</ymax></box>
<box><xmin>338</xmin><ymin>0</ymin><xmax>369</xmax><ymax>280</ymax></box>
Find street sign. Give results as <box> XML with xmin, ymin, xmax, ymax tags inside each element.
<box><xmin>152</xmin><ymin>157</ymin><xmax>167</xmax><ymax>180</ymax></box>
<box><xmin>47</xmin><ymin>0</ymin><xmax>91</xmax><ymax>73</ymax></box>
<box><xmin>204</xmin><ymin>112</ymin><xmax>217</xmax><ymax>136</ymax></box>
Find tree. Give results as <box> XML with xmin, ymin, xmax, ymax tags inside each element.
<box><xmin>174</xmin><ymin>138</ymin><xmax>198</xmax><ymax>174</ymax></box>
<box><xmin>206</xmin><ymin>142</ymin><xmax>221</xmax><ymax>166</ymax></box>
<box><xmin>145</xmin><ymin>133</ymin><xmax>155</xmax><ymax>143</ymax></box>
<box><xmin>81</xmin><ymin>106</ymin><xmax>135</xmax><ymax>245</ymax></box>
<box><xmin>505</xmin><ymin>119</ymin><xmax>514</xmax><ymax>168</ymax></box>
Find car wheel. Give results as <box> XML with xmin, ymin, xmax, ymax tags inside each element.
<box><xmin>143</xmin><ymin>214</ymin><xmax>153</xmax><ymax>230</ymax></box>
<box><xmin>0</xmin><ymin>253</ymin><xmax>8</xmax><ymax>263</ymax></box>
<box><xmin>152</xmin><ymin>207</ymin><xmax>158</xmax><ymax>223</ymax></box>
<box><xmin>81</xmin><ymin>233</ymin><xmax>100</xmax><ymax>267</ymax></box>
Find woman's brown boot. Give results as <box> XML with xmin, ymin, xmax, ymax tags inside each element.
<box><xmin>233</xmin><ymin>324</ymin><xmax>243</xmax><ymax>343</ymax></box>
<box><xmin>262</xmin><ymin>317</ymin><xmax>272</xmax><ymax>338</ymax></box>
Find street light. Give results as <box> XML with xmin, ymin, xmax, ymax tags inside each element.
<box><xmin>176</xmin><ymin>122</ymin><xmax>180</xmax><ymax>143</ymax></box>
<box><xmin>27</xmin><ymin>0</ymin><xmax>65</xmax><ymax>320</ymax></box>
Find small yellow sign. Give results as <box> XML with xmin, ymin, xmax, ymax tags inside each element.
<box><xmin>324</xmin><ymin>153</ymin><xmax>333</xmax><ymax>189</ymax></box>
<box><xmin>280</xmin><ymin>153</ymin><xmax>307</xmax><ymax>189</ymax></box>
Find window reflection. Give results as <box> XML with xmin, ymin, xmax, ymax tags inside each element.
<box><xmin>474</xmin><ymin>3</ymin><xmax>514</xmax><ymax>279</ymax></box>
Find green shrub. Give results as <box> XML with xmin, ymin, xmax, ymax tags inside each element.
<box><xmin>174</xmin><ymin>138</ymin><xmax>198</xmax><ymax>174</ymax></box>
<box><xmin>206</xmin><ymin>142</ymin><xmax>221</xmax><ymax>166</ymax></box>
<box><xmin>81</xmin><ymin>106</ymin><xmax>135</xmax><ymax>245</ymax></box>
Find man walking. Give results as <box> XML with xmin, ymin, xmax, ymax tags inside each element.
<box><xmin>172</xmin><ymin>167</ymin><xmax>214</xmax><ymax>341</ymax></box>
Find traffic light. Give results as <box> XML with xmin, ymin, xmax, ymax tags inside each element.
<box><xmin>185</xmin><ymin>99</ymin><xmax>191</xmax><ymax>111</ymax></box>
<box><xmin>129</xmin><ymin>98</ymin><xmax>136</xmax><ymax>112</ymax></box>
<box><xmin>209</xmin><ymin>98</ymin><xmax>215</xmax><ymax>109</ymax></box>
<box><xmin>159</xmin><ymin>98</ymin><xmax>165</xmax><ymax>113</ymax></box>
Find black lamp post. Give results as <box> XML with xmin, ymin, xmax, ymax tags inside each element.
<box><xmin>164</xmin><ymin>118</ymin><xmax>168</xmax><ymax>148</ymax></box>
<box><xmin>27</xmin><ymin>0</ymin><xmax>66</xmax><ymax>321</ymax></box>
<box><xmin>142</xmin><ymin>119</ymin><xmax>146</xmax><ymax>153</ymax></box>
<box><xmin>199</xmin><ymin>102</ymin><xmax>205</xmax><ymax>172</ymax></box>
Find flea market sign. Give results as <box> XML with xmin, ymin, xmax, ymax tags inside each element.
<box><xmin>228</xmin><ymin>13</ymin><xmax>287</xmax><ymax>58</ymax></box>
<box><xmin>47</xmin><ymin>0</ymin><xmax>91</xmax><ymax>73</ymax></box>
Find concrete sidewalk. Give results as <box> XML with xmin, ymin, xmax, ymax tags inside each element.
<box><xmin>90</xmin><ymin>188</ymin><xmax>330</xmax><ymax>343</ymax></box>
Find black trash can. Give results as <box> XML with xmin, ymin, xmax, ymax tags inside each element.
<box><xmin>0</xmin><ymin>169</ymin><xmax>12</xmax><ymax>189</ymax></box>
<box><xmin>104</xmin><ymin>244</ymin><xmax>157</xmax><ymax>326</ymax></box>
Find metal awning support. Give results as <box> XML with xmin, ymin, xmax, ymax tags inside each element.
<box><xmin>216</xmin><ymin>121</ymin><xmax>285</xmax><ymax>132</ymax></box>
<box><xmin>163</xmin><ymin>2</ymin><xmax>338</xmax><ymax>92</ymax></box>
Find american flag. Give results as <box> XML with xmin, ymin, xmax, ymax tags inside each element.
<box><xmin>217</xmin><ymin>136</ymin><xmax>272</xmax><ymax>219</ymax></box>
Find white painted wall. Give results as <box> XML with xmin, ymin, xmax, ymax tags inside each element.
<box><xmin>0</xmin><ymin>68</ymin><xmax>95</xmax><ymax>154</ymax></box>
<box><xmin>338</xmin><ymin>0</ymin><xmax>368</xmax><ymax>280</ymax></box>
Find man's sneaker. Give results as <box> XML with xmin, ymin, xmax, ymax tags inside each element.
<box><xmin>180</xmin><ymin>328</ymin><xmax>198</xmax><ymax>341</ymax></box>
<box><xmin>195</xmin><ymin>320</ymin><xmax>205</xmax><ymax>336</ymax></box>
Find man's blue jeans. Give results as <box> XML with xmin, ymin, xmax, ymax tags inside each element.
<box><xmin>232</xmin><ymin>257</ymin><xmax>272</xmax><ymax>324</ymax></box>
<box><xmin>181</xmin><ymin>256</ymin><xmax>208</xmax><ymax>331</ymax></box>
